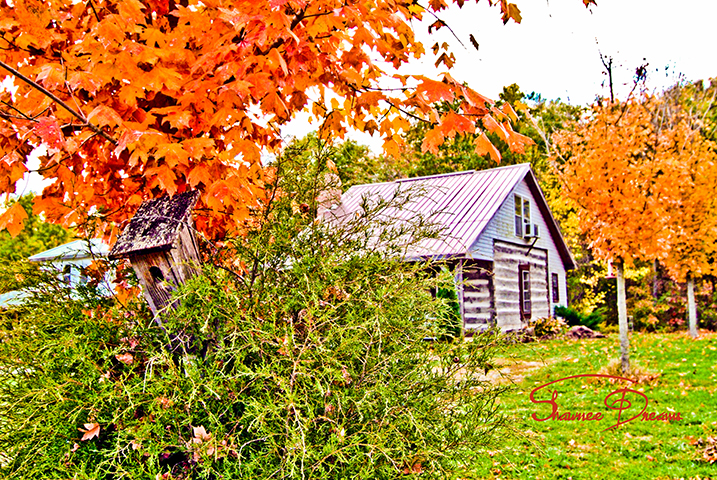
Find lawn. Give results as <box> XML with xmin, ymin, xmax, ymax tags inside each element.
<box><xmin>471</xmin><ymin>331</ymin><xmax>717</xmax><ymax>479</ymax></box>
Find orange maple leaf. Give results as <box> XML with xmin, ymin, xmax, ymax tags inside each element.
<box><xmin>421</xmin><ymin>127</ymin><xmax>445</xmax><ymax>154</ymax></box>
<box><xmin>473</xmin><ymin>132</ymin><xmax>501</xmax><ymax>163</ymax></box>
<box><xmin>417</xmin><ymin>78</ymin><xmax>454</xmax><ymax>103</ymax></box>
<box><xmin>34</xmin><ymin>117</ymin><xmax>65</xmax><ymax>151</ymax></box>
<box><xmin>0</xmin><ymin>202</ymin><xmax>29</xmax><ymax>237</ymax></box>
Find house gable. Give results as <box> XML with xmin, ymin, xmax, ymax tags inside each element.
<box><xmin>468</xmin><ymin>171</ymin><xmax>573</xmax><ymax>316</ymax></box>
<box><xmin>468</xmin><ymin>169</ymin><xmax>574</xmax><ymax>271</ymax></box>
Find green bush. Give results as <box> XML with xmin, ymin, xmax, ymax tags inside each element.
<box><xmin>532</xmin><ymin>316</ymin><xmax>567</xmax><ymax>338</ymax></box>
<box><xmin>553</xmin><ymin>305</ymin><xmax>603</xmax><ymax>330</ymax></box>
<box><xmin>0</xmin><ymin>145</ymin><xmax>509</xmax><ymax>479</ymax></box>
<box><xmin>434</xmin><ymin>267</ymin><xmax>462</xmax><ymax>341</ymax></box>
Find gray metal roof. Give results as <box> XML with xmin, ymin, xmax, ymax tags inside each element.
<box><xmin>27</xmin><ymin>238</ymin><xmax>109</xmax><ymax>262</ymax></box>
<box><xmin>323</xmin><ymin>163</ymin><xmax>575</xmax><ymax>269</ymax></box>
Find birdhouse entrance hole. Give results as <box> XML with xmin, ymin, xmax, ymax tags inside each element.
<box><xmin>150</xmin><ymin>266</ymin><xmax>165</xmax><ymax>282</ymax></box>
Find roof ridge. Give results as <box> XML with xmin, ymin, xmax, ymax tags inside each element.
<box><xmin>395</xmin><ymin>162</ymin><xmax>531</xmax><ymax>184</ymax></box>
<box><xmin>396</xmin><ymin>169</ymin><xmax>475</xmax><ymax>183</ymax></box>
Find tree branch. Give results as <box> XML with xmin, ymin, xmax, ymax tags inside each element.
<box><xmin>419</xmin><ymin>3</ymin><xmax>466</xmax><ymax>49</ymax></box>
<box><xmin>0</xmin><ymin>59</ymin><xmax>118</xmax><ymax>145</ymax></box>
<box><xmin>1</xmin><ymin>101</ymin><xmax>37</xmax><ymax>122</ymax></box>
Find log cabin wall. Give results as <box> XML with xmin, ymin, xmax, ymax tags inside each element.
<box><xmin>460</xmin><ymin>259</ymin><xmax>495</xmax><ymax>332</ymax></box>
<box><xmin>493</xmin><ymin>240</ymin><xmax>549</xmax><ymax>329</ymax></box>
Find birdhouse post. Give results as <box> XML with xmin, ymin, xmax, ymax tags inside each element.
<box><xmin>109</xmin><ymin>190</ymin><xmax>201</xmax><ymax>315</ymax></box>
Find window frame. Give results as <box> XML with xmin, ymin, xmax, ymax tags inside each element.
<box><xmin>62</xmin><ymin>264</ymin><xmax>73</xmax><ymax>285</ymax></box>
<box><xmin>514</xmin><ymin>194</ymin><xmax>531</xmax><ymax>238</ymax></box>
<box><xmin>518</xmin><ymin>263</ymin><xmax>531</xmax><ymax>320</ymax></box>
<box><xmin>551</xmin><ymin>273</ymin><xmax>560</xmax><ymax>303</ymax></box>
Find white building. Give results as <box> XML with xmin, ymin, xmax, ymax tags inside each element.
<box><xmin>323</xmin><ymin>163</ymin><xmax>576</xmax><ymax>333</ymax></box>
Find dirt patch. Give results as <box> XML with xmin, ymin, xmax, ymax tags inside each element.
<box><xmin>477</xmin><ymin>359</ymin><xmax>552</xmax><ymax>385</ymax></box>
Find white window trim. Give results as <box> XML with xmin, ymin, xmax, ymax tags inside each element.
<box><xmin>514</xmin><ymin>194</ymin><xmax>531</xmax><ymax>238</ymax></box>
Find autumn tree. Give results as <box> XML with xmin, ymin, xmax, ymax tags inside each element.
<box><xmin>0</xmin><ymin>0</ymin><xmax>598</xmax><ymax>241</ymax></box>
<box><xmin>555</xmin><ymin>87</ymin><xmax>717</xmax><ymax>370</ymax></box>
<box><xmin>653</xmin><ymin>84</ymin><xmax>717</xmax><ymax>337</ymax></box>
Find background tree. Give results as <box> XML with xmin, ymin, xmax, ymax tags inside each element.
<box><xmin>555</xmin><ymin>95</ymin><xmax>669</xmax><ymax>373</ymax></box>
<box><xmin>654</xmin><ymin>84</ymin><xmax>717</xmax><ymax>338</ymax></box>
<box><xmin>0</xmin><ymin>0</ymin><xmax>580</xmax><ymax>240</ymax></box>
<box><xmin>554</xmin><ymin>85</ymin><xmax>717</xmax><ymax>370</ymax></box>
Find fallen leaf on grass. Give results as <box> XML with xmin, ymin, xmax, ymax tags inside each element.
<box><xmin>193</xmin><ymin>425</ymin><xmax>211</xmax><ymax>442</ymax></box>
<box><xmin>79</xmin><ymin>423</ymin><xmax>100</xmax><ymax>441</ymax></box>
<box><xmin>116</xmin><ymin>353</ymin><xmax>134</xmax><ymax>364</ymax></box>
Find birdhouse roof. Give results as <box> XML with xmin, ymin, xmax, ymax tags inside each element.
<box><xmin>108</xmin><ymin>190</ymin><xmax>200</xmax><ymax>259</ymax></box>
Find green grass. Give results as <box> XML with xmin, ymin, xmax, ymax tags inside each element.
<box><xmin>471</xmin><ymin>331</ymin><xmax>717</xmax><ymax>479</ymax></box>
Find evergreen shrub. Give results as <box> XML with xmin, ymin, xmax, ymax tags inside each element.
<box><xmin>0</xmin><ymin>145</ymin><xmax>508</xmax><ymax>479</ymax></box>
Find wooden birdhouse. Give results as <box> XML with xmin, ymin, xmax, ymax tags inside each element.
<box><xmin>109</xmin><ymin>190</ymin><xmax>201</xmax><ymax>315</ymax></box>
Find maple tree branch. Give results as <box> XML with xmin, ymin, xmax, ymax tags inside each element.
<box><xmin>0</xmin><ymin>109</ymin><xmax>31</xmax><ymax>122</ymax></box>
<box><xmin>363</xmin><ymin>85</ymin><xmax>410</xmax><ymax>93</ymax></box>
<box><xmin>599</xmin><ymin>51</ymin><xmax>614</xmax><ymax>104</ymax></box>
<box><xmin>0</xmin><ymin>59</ymin><xmax>118</xmax><ymax>146</ymax></box>
<box><xmin>86</xmin><ymin>0</ymin><xmax>101</xmax><ymax>23</ymax></box>
<box><xmin>61</xmin><ymin>56</ymin><xmax>87</xmax><ymax>120</ymax></box>
<box><xmin>384</xmin><ymin>100</ymin><xmax>430</xmax><ymax>124</ymax></box>
<box><xmin>0</xmin><ymin>33</ymin><xmax>32</xmax><ymax>54</ymax></box>
<box><xmin>1</xmin><ymin>100</ymin><xmax>37</xmax><ymax>122</ymax></box>
<box><xmin>418</xmin><ymin>3</ymin><xmax>466</xmax><ymax>49</ymax></box>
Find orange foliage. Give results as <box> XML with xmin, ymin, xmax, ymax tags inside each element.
<box><xmin>0</xmin><ymin>0</ymin><xmax>579</xmax><ymax>240</ymax></box>
<box><xmin>555</xmin><ymin>94</ymin><xmax>717</xmax><ymax>280</ymax></box>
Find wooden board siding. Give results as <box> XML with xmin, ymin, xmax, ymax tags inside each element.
<box><xmin>168</xmin><ymin>222</ymin><xmax>202</xmax><ymax>281</ymax></box>
<box><xmin>469</xmin><ymin>178</ymin><xmax>569</xmax><ymax>313</ymax></box>
<box><xmin>493</xmin><ymin>240</ymin><xmax>549</xmax><ymax>330</ymax></box>
<box><xmin>461</xmin><ymin>260</ymin><xmax>494</xmax><ymax>330</ymax></box>
<box><xmin>129</xmin><ymin>251</ymin><xmax>180</xmax><ymax>314</ymax></box>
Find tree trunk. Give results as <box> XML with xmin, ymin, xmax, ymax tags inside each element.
<box><xmin>687</xmin><ymin>273</ymin><xmax>698</xmax><ymax>338</ymax></box>
<box><xmin>652</xmin><ymin>259</ymin><xmax>659</xmax><ymax>300</ymax></box>
<box><xmin>616</xmin><ymin>260</ymin><xmax>630</xmax><ymax>374</ymax></box>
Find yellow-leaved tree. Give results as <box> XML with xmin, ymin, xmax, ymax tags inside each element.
<box><xmin>554</xmin><ymin>88</ymin><xmax>717</xmax><ymax>372</ymax></box>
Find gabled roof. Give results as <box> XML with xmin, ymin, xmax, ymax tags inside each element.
<box><xmin>109</xmin><ymin>190</ymin><xmax>199</xmax><ymax>259</ymax></box>
<box><xmin>323</xmin><ymin>163</ymin><xmax>575</xmax><ymax>269</ymax></box>
<box><xmin>27</xmin><ymin>239</ymin><xmax>109</xmax><ymax>262</ymax></box>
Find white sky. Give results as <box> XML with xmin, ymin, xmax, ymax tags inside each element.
<box><xmin>415</xmin><ymin>0</ymin><xmax>717</xmax><ymax>105</ymax></box>
<box><xmin>284</xmin><ymin>0</ymin><xmax>717</xmax><ymax>151</ymax></box>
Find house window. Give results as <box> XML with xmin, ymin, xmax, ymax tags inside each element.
<box><xmin>551</xmin><ymin>273</ymin><xmax>560</xmax><ymax>303</ymax></box>
<box><xmin>514</xmin><ymin>195</ymin><xmax>531</xmax><ymax>237</ymax></box>
<box><xmin>519</xmin><ymin>264</ymin><xmax>531</xmax><ymax>319</ymax></box>
<box><xmin>63</xmin><ymin>264</ymin><xmax>73</xmax><ymax>285</ymax></box>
